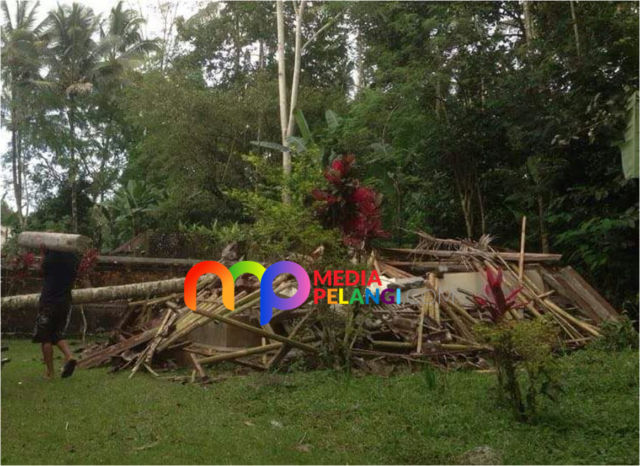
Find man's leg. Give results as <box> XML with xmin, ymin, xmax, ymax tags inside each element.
<box><xmin>41</xmin><ymin>343</ymin><xmax>54</xmax><ymax>379</ymax></box>
<box><xmin>34</xmin><ymin>304</ymin><xmax>55</xmax><ymax>379</ymax></box>
<box><xmin>57</xmin><ymin>339</ymin><xmax>78</xmax><ymax>378</ymax></box>
<box><xmin>55</xmin><ymin>340</ymin><xmax>75</xmax><ymax>362</ymax></box>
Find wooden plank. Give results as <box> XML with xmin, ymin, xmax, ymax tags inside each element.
<box><xmin>381</xmin><ymin>248</ymin><xmax>562</xmax><ymax>263</ymax></box>
<box><xmin>97</xmin><ymin>255</ymin><xmax>213</xmax><ymax>268</ymax></box>
<box><xmin>559</xmin><ymin>266</ymin><xmax>620</xmax><ymax>322</ymax></box>
<box><xmin>383</xmin><ymin>261</ymin><xmax>474</xmax><ymax>273</ymax></box>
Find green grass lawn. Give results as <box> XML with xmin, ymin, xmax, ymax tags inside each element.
<box><xmin>1</xmin><ymin>338</ymin><xmax>638</xmax><ymax>465</ymax></box>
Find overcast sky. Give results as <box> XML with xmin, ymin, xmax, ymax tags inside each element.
<box><xmin>0</xmin><ymin>0</ymin><xmax>204</xmax><ymax>208</ymax></box>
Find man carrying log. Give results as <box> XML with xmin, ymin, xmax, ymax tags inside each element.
<box><xmin>32</xmin><ymin>247</ymin><xmax>80</xmax><ymax>380</ymax></box>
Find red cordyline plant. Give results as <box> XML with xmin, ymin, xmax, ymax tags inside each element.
<box><xmin>472</xmin><ymin>267</ymin><xmax>527</xmax><ymax>323</ymax></box>
<box><xmin>10</xmin><ymin>251</ymin><xmax>36</xmax><ymax>282</ymax></box>
<box><xmin>312</xmin><ymin>154</ymin><xmax>388</xmax><ymax>247</ymax></box>
<box><xmin>77</xmin><ymin>248</ymin><xmax>99</xmax><ymax>281</ymax></box>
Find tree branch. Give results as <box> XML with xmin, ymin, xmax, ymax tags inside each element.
<box><xmin>301</xmin><ymin>11</ymin><xmax>343</xmax><ymax>52</ymax></box>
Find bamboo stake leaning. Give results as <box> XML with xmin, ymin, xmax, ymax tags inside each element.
<box><xmin>129</xmin><ymin>308</ymin><xmax>177</xmax><ymax>378</ymax></box>
<box><xmin>501</xmin><ymin>261</ymin><xmax>601</xmax><ymax>337</ymax></box>
<box><xmin>267</xmin><ymin>308</ymin><xmax>316</xmax><ymax>369</ymax></box>
<box><xmin>518</xmin><ymin>216</ymin><xmax>527</xmax><ymax>282</ymax></box>
<box><xmin>197</xmin><ymin>336</ymin><xmax>316</xmax><ymax>366</ymax></box>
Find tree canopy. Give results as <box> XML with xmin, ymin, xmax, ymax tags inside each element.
<box><xmin>1</xmin><ymin>1</ymin><xmax>638</xmax><ymax>314</ymax></box>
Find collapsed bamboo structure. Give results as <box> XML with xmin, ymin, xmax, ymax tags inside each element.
<box><xmin>58</xmin><ymin>232</ymin><xmax>620</xmax><ymax>381</ymax></box>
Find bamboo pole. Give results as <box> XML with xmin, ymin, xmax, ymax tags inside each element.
<box><xmin>416</xmin><ymin>300</ymin><xmax>427</xmax><ymax>353</ymax></box>
<box><xmin>428</xmin><ymin>274</ymin><xmax>441</xmax><ymax>326</ymax></box>
<box><xmin>188</xmin><ymin>352</ymin><xmax>207</xmax><ymax>379</ymax></box>
<box><xmin>267</xmin><ymin>308</ymin><xmax>316</xmax><ymax>369</ymax></box>
<box><xmin>198</xmin><ymin>342</ymin><xmax>283</xmax><ymax>365</ymax></box>
<box><xmin>518</xmin><ymin>216</ymin><xmax>527</xmax><ymax>282</ymax></box>
<box><xmin>503</xmin><ymin>262</ymin><xmax>601</xmax><ymax>337</ymax></box>
<box><xmin>372</xmin><ymin>341</ymin><xmax>415</xmax><ymax>349</ymax></box>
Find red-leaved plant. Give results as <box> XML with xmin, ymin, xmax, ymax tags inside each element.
<box><xmin>77</xmin><ymin>248</ymin><xmax>99</xmax><ymax>282</ymax></box>
<box><xmin>10</xmin><ymin>251</ymin><xmax>37</xmax><ymax>283</ymax></box>
<box><xmin>312</xmin><ymin>155</ymin><xmax>388</xmax><ymax>248</ymax></box>
<box><xmin>472</xmin><ymin>267</ymin><xmax>526</xmax><ymax>323</ymax></box>
<box><xmin>472</xmin><ymin>267</ymin><xmax>560</xmax><ymax>422</ymax></box>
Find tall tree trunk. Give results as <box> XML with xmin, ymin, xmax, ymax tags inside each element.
<box><xmin>569</xmin><ymin>0</ymin><xmax>581</xmax><ymax>57</ymax></box>
<box><xmin>16</xmin><ymin>129</ymin><xmax>25</xmax><ymax>226</ymax></box>
<box><xmin>11</xmin><ymin>127</ymin><xmax>23</xmax><ymax>226</ymax></box>
<box><xmin>354</xmin><ymin>28</ymin><xmax>365</xmax><ymax>95</ymax></box>
<box><xmin>68</xmin><ymin>103</ymin><xmax>79</xmax><ymax>233</ymax></box>
<box><xmin>475</xmin><ymin>178</ymin><xmax>486</xmax><ymax>236</ymax></box>
<box><xmin>286</xmin><ymin>0</ymin><xmax>305</xmax><ymax>139</ymax></box>
<box><xmin>10</xmin><ymin>82</ymin><xmax>24</xmax><ymax>226</ymax></box>
<box><xmin>276</xmin><ymin>0</ymin><xmax>291</xmax><ymax>204</ymax></box>
<box><xmin>258</xmin><ymin>40</ymin><xmax>264</xmax><ymax>69</ymax></box>
<box><xmin>233</xmin><ymin>15</ymin><xmax>241</xmax><ymax>78</ymax></box>
<box><xmin>454</xmin><ymin>174</ymin><xmax>474</xmax><ymax>239</ymax></box>
<box><xmin>523</xmin><ymin>1</ymin><xmax>536</xmax><ymax>43</ymax></box>
<box><xmin>537</xmin><ymin>194</ymin><xmax>549</xmax><ymax>253</ymax></box>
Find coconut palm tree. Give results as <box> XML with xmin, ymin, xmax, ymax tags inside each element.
<box><xmin>41</xmin><ymin>2</ymin><xmax>158</xmax><ymax>232</ymax></box>
<box><xmin>96</xmin><ymin>1</ymin><xmax>160</xmax><ymax>82</ymax></box>
<box><xmin>1</xmin><ymin>0</ymin><xmax>44</xmax><ymax>226</ymax></box>
<box><xmin>88</xmin><ymin>2</ymin><xmax>160</xmax><ymax>205</ymax></box>
<box><xmin>42</xmin><ymin>2</ymin><xmax>99</xmax><ymax>232</ymax></box>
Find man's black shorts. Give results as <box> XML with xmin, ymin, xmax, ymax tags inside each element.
<box><xmin>32</xmin><ymin>302</ymin><xmax>71</xmax><ymax>344</ymax></box>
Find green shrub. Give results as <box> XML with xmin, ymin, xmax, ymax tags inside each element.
<box><xmin>471</xmin><ymin>267</ymin><xmax>563</xmax><ymax>422</ymax></box>
<box><xmin>477</xmin><ymin>318</ymin><xmax>563</xmax><ymax>422</ymax></box>
<box><xmin>591</xmin><ymin>317</ymin><xmax>639</xmax><ymax>352</ymax></box>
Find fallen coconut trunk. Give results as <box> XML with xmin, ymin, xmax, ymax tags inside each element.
<box><xmin>18</xmin><ymin>231</ymin><xmax>90</xmax><ymax>253</ymax></box>
<box><xmin>96</xmin><ymin>255</ymin><xmax>210</xmax><ymax>268</ymax></box>
<box><xmin>1</xmin><ymin>276</ymin><xmax>213</xmax><ymax>311</ymax></box>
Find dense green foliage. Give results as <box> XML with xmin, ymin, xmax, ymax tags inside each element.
<box><xmin>1</xmin><ymin>1</ymin><xmax>638</xmax><ymax>312</ymax></box>
<box><xmin>1</xmin><ymin>339</ymin><xmax>638</xmax><ymax>464</ymax></box>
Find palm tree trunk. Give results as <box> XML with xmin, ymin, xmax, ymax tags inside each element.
<box><xmin>276</xmin><ymin>0</ymin><xmax>291</xmax><ymax>204</ymax></box>
<box><xmin>11</xmin><ymin>127</ymin><xmax>23</xmax><ymax>226</ymax></box>
<box><xmin>68</xmin><ymin>104</ymin><xmax>78</xmax><ymax>233</ymax></box>
<box><xmin>16</xmin><ymin>128</ymin><xmax>25</xmax><ymax>227</ymax></box>
<box><xmin>10</xmin><ymin>82</ymin><xmax>24</xmax><ymax>227</ymax></box>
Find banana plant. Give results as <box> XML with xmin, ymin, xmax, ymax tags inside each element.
<box><xmin>251</xmin><ymin>108</ymin><xmax>342</xmax><ymax>166</ymax></box>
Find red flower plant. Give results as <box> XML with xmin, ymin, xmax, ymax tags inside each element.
<box><xmin>77</xmin><ymin>248</ymin><xmax>99</xmax><ymax>281</ymax></box>
<box><xmin>10</xmin><ymin>251</ymin><xmax>36</xmax><ymax>282</ymax></box>
<box><xmin>312</xmin><ymin>155</ymin><xmax>388</xmax><ymax>247</ymax></box>
<box><xmin>472</xmin><ymin>267</ymin><xmax>526</xmax><ymax>323</ymax></box>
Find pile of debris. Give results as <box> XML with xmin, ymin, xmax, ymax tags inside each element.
<box><xmin>70</xmin><ymin>232</ymin><xmax>620</xmax><ymax>380</ymax></box>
